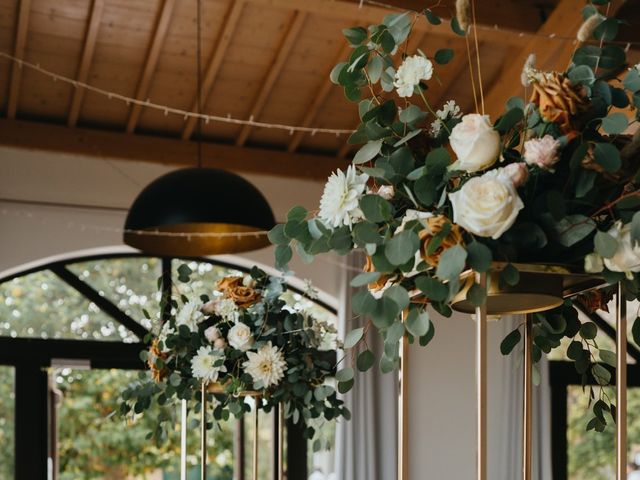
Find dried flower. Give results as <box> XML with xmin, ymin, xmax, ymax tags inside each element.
<box><xmin>363</xmin><ymin>256</ymin><xmax>396</xmax><ymax>297</ymax></box>
<box><xmin>418</xmin><ymin>215</ymin><xmax>464</xmax><ymax>268</ymax></box>
<box><xmin>576</xmin><ymin>288</ymin><xmax>614</xmax><ymax>314</ymax></box>
<box><xmin>456</xmin><ymin>0</ymin><xmax>471</xmax><ymax>32</ymax></box>
<box><xmin>521</xmin><ymin>53</ymin><xmax>536</xmax><ymax>87</ymax></box>
<box><xmin>148</xmin><ymin>339</ymin><xmax>169</xmax><ymax>382</ymax></box>
<box><xmin>577</xmin><ymin>14</ymin><xmax>602</xmax><ymax>43</ymax></box>
<box><xmin>217</xmin><ymin>276</ymin><xmax>261</xmax><ymax>308</ymax></box>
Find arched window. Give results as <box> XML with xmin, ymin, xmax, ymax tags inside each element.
<box><xmin>0</xmin><ymin>253</ymin><xmax>337</xmax><ymax>480</ymax></box>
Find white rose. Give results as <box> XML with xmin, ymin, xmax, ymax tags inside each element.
<box><xmin>227</xmin><ymin>322</ymin><xmax>254</xmax><ymax>351</ymax></box>
<box><xmin>450</xmin><ymin>114</ymin><xmax>501</xmax><ymax>172</ymax></box>
<box><xmin>449</xmin><ymin>169</ymin><xmax>524</xmax><ymax>239</ymax></box>
<box><xmin>603</xmin><ymin>222</ymin><xmax>640</xmax><ymax>274</ymax></box>
<box><xmin>584</xmin><ymin>253</ymin><xmax>604</xmax><ymax>273</ymax></box>
<box><xmin>204</xmin><ymin>326</ymin><xmax>221</xmax><ymax>343</ymax></box>
<box><xmin>502</xmin><ymin>162</ymin><xmax>529</xmax><ymax>188</ymax></box>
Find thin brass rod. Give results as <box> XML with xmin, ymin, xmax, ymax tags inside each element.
<box><xmin>475</xmin><ymin>272</ymin><xmax>487</xmax><ymax>480</ymax></box>
<box><xmin>278</xmin><ymin>403</ymin><xmax>284</xmax><ymax>480</ymax></box>
<box><xmin>523</xmin><ymin>314</ymin><xmax>533</xmax><ymax>480</ymax></box>
<box><xmin>617</xmin><ymin>283</ymin><xmax>627</xmax><ymax>480</ymax></box>
<box><xmin>253</xmin><ymin>402</ymin><xmax>259</xmax><ymax>480</ymax></box>
<box><xmin>398</xmin><ymin>329</ymin><xmax>409</xmax><ymax>480</ymax></box>
<box><xmin>201</xmin><ymin>383</ymin><xmax>207</xmax><ymax>480</ymax></box>
<box><xmin>181</xmin><ymin>400</ymin><xmax>187</xmax><ymax>480</ymax></box>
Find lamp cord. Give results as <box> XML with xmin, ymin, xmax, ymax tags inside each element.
<box><xmin>196</xmin><ymin>0</ymin><xmax>203</xmax><ymax>169</ymax></box>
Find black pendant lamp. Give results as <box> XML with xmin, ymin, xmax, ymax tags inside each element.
<box><xmin>123</xmin><ymin>0</ymin><xmax>275</xmax><ymax>257</ymax></box>
<box><xmin>123</xmin><ymin>168</ymin><xmax>275</xmax><ymax>256</ymax></box>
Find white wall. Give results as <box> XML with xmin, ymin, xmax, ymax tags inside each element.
<box><xmin>0</xmin><ymin>146</ymin><xmax>529</xmax><ymax>480</ymax></box>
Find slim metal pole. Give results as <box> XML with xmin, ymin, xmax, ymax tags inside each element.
<box><xmin>278</xmin><ymin>403</ymin><xmax>284</xmax><ymax>480</ymax></box>
<box><xmin>201</xmin><ymin>383</ymin><xmax>207</xmax><ymax>480</ymax></box>
<box><xmin>253</xmin><ymin>401</ymin><xmax>259</xmax><ymax>480</ymax></box>
<box><xmin>397</xmin><ymin>329</ymin><xmax>409</xmax><ymax>480</ymax></box>
<box><xmin>181</xmin><ymin>400</ymin><xmax>188</xmax><ymax>480</ymax></box>
<box><xmin>616</xmin><ymin>283</ymin><xmax>627</xmax><ymax>480</ymax></box>
<box><xmin>475</xmin><ymin>272</ymin><xmax>487</xmax><ymax>480</ymax></box>
<box><xmin>523</xmin><ymin>314</ymin><xmax>533</xmax><ymax>480</ymax></box>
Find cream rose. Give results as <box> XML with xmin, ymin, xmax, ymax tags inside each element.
<box><xmin>204</xmin><ymin>326</ymin><xmax>221</xmax><ymax>343</ymax></box>
<box><xmin>603</xmin><ymin>222</ymin><xmax>640</xmax><ymax>275</ymax></box>
<box><xmin>449</xmin><ymin>169</ymin><xmax>524</xmax><ymax>239</ymax></box>
<box><xmin>227</xmin><ymin>322</ymin><xmax>254</xmax><ymax>351</ymax></box>
<box><xmin>450</xmin><ymin>114</ymin><xmax>501</xmax><ymax>172</ymax></box>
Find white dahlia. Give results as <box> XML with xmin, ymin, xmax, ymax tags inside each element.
<box><xmin>191</xmin><ymin>346</ymin><xmax>227</xmax><ymax>383</ymax></box>
<box><xmin>394</xmin><ymin>55</ymin><xmax>434</xmax><ymax>98</ymax></box>
<box><xmin>243</xmin><ymin>342</ymin><xmax>287</xmax><ymax>388</ymax></box>
<box><xmin>318</xmin><ymin>165</ymin><xmax>369</xmax><ymax>228</ymax></box>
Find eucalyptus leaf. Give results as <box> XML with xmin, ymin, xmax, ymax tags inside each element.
<box><xmin>436</xmin><ymin>245</ymin><xmax>467</xmax><ymax>281</ymax></box>
<box><xmin>353</xmin><ymin>139</ymin><xmax>383</xmax><ymax>164</ymax></box>
<box><xmin>500</xmin><ymin>328</ymin><xmax>522</xmax><ymax>355</ymax></box>
<box><xmin>601</xmin><ymin>112</ymin><xmax>628</xmax><ymax>135</ymax></box>
<box><xmin>344</xmin><ymin>328</ymin><xmax>365</xmax><ymax>349</ymax></box>
<box><xmin>405</xmin><ymin>309</ymin><xmax>430</xmax><ymax>337</ymax></box>
<box><xmin>356</xmin><ymin>349</ymin><xmax>375</xmax><ymax>371</ymax></box>
<box><xmin>594</xmin><ymin>230</ymin><xmax>618</xmax><ymax>258</ymax></box>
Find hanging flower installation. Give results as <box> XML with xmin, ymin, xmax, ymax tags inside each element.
<box><xmin>269</xmin><ymin>3</ymin><xmax>640</xmax><ymax>431</ymax></box>
<box><xmin>120</xmin><ymin>265</ymin><xmax>347</xmax><ymax>441</ymax></box>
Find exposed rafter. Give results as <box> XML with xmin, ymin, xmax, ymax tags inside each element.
<box><xmin>126</xmin><ymin>0</ymin><xmax>176</xmax><ymax>133</ymax></box>
<box><xmin>288</xmin><ymin>42</ymin><xmax>350</xmax><ymax>153</ymax></box>
<box><xmin>245</xmin><ymin>0</ymin><xmax>536</xmax><ymax>47</ymax></box>
<box><xmin>67</xmin><ymin>0</ymin><xmax>105</xmax><ymax>127</ymax></box>
<box><xmin>235</xmin><ymin>11</ymin><xmax>308</xmax><ymax>146</ymax></box>
<box><xmin>483</xmin><ymin>0</ymin><xmax>589</xmax><ymax>119</ymax></box>
<box><xmin>6</xmin><ymin>0</ymin><xmax>31</xmax><ymax>119</ymax></box>
<box><xmin>0</xmin><ymin>119</ymin><xmax>349</xmax><ymax>181</ymax></box>
<box><xmin>182</xmin><ymin>0</ymin><xmax>246</xmax><ymax>140</ymax></box>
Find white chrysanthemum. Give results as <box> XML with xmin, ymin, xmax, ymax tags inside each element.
<box><xmin>227</xmin><ymin>322</ymin><xmax>254</xmax><ymax>351</ymax></box>
<box><xmin>243</xmin><ymin>342</ymin><xmax>287</xmax><ymax>388</ymax></box>
<box><xmin>176</xmin><ymin>300</ymin><xmax>204</xmax><ymax>331</ymax></box>
<box><xmin>318</xmin><ymin>165</ymin><xmax>369</xmax><ymax>228</ymax></box>
<box><xmin>191</xmin><ymin>346</ymin><xmax>227</xmax><ymax>383</ymax></box>
<box><xmin>394</xmin><ymin>55</ymin><xmax>433</xmax><ymax>98</ymax></box>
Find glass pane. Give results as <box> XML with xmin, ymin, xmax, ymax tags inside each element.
<box><xmin>568</xmin><ymin>386</ymin><xmax>640</xmax><ymax>479</ymax></box>
<box><xmin>172</xmin><ymin>259</ymin><xmax>244</xmax><ymax>300</ymax></box>
<box><xmin>0</xmin><ymin>366</ymin><xmax>15</xmax><ymax>479</ymax></box>
<box><xmin>55</xmin><ymin>368</ymin><xmax>236</xmax><ymax>479</ymax></box>
<box><xmin>0</xmin><ymin>270</ymin><xmax>137</xmax><ymax>342</ymax></box>
<box><xmin>67</xmin><ymin>257</ymin><xmax>163</xmax><ymax>330</ymax></box>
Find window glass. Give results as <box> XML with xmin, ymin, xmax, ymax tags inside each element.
<box><xmin>0</xmin><ymin>366</ymin><xmax>14</xmax><ymax>479</ymax></box>
<box><xmin>0</xmin><ymin>270</ymin><xmax>136</xmax><ymax>342</ymax></box>
<box><xmin>67</xmin><ymin>257</ymin><xmax>162</xmax><ymax>330</ymax></box>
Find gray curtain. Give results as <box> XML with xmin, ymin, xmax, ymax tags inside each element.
<box><xmin>334</xmin><ymin>252</ymin><xmax>398</xmax><ymax>480</ymax></box>
<box><xmin>497</xmin><ymin>316</ymin><xmax>553</xmax><ymax>480</ymax></box>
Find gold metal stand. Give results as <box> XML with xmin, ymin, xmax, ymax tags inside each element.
<box><xmin>252</xmin><ymin>404</ymin><xmax>259</xmax><ymax>480</ymax></box>
<box><xmin>523</xmin><ymin>314</ymin><xmax>533</xmax><ymax>480</ymax></box>
<box><xmin>277</xmin><ymin>403</ymin><xmax>284</xmax><ymax>480</ymax></box>
<box><xmin>181</xmin><ymin>400</ymin><xmax>187</xmax><ymax>480</ymax></box>
<box><xmin>201</xmin><ymin>383</ymin><xmax>207</xmax><ymax>480</ymax></box>
<box><xmin>475</xmin><ymin>272</ymin><xmax>487</xmax><ymax>480</ymax></box>
<box><xmin>398</xmin><ymin>334</ymin><xmax>409</xmax><ymax>480</ymax></box>
<box><xmin>617</xmin><ymin>283</ymin><xmax>627</xmax><ymax>480</ymax></box>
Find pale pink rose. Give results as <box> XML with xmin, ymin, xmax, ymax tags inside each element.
<box><xmin>376</xmin><ymin>185</ymin><xmax>395</xmax><ymax>200</ymax></box>
<box><xmin>204</xmin><ymin>326</ymin><xmax>221</xmax><ymax>343</ymax></box>
<box><xmin>502</xmin><ymin>162</ymin><xmax>529</xmax><ymax>188</ymax></box>
<box><xmin>201</xmin><ymin>300</ymin><xmax>217</xmax><ymax>315</ymax></box>
<box><xmin>213</xmin><ymin>338</ymin><xmax>227</xmax><ymax>350</ymax></box>
<box><xmin>524</xmin><ymin>135</ymin><xmax>561</xmax><ymax>171</ymax></box>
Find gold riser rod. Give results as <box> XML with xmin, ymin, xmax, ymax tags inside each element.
<box><xmin>253</xmin><ymin>402</ymin><xmax>259</xmax><ymax>480</ymax></box>
<box><xmin>523</xmin><ymin>314</ymin><xmax>533</xmax><ymax>480</ymax></box>
<box><xmin>617</xmin><ymin>283</ymin><xmax>627</xmax><ymax>480</ymax></box>
<box><xmin>201</xmin><ymin>383</ymin><xmax>207</xmax><ymax>480</ymax></box>
<box><xmin>476</xmin><ymin>272</ymin><xmax>487</xmax><ymax>480</ymax></box>
<box><xmin>398</xmin><ymin>323</ymin><xmax>409</xmax><ymax>480</ymax></box>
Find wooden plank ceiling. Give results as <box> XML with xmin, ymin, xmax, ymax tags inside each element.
<box><xmin>0</xmin><ymin>0</ymin><xmax>638</xmax><ymax>179</ymax></box>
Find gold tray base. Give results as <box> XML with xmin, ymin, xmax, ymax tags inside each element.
<box><xmin>450</xmin><ymin>262</ymin><xmax>606</xmax><ymax>315</ymax></box>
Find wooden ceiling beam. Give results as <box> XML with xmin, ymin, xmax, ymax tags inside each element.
<box><xmin>182</xmin><ymin>0</ymin><xmax>245</xmax><ymax>141</ymax></box>
<box><xmin>288</xmin><ymin>42</ymin><xmax>350</xmax><ymax>153</ymax></box>
<box><xmin>235</xmin><ymin>11</ymin><xmax>308</xmax><ymax>147</ymax></box>
<box><xmin>6</xmin><ymin>0</ymin><xmax>31</xmax><ymax>119</ymax></box>
<box><xmin>0</xmin><ymin>119</ymin><xmax>348</xmax><ymax>181</ymax></box>
<box><xmin>67</xmin><ymin>0</ymin><xmax>105</xmax><ymax>127</ymax></box>
<box><xmin>125</xmin><ymin>0</ymin><xmax>177</xmax><ymax>134</ymax></box>
<box><xmin>482</xmin><ymin>0</ymin><xmax>598</xmax><ymax>119</ymax></box>
<box><xmin>245</xmin><ymin>0</ymin><xmax>536</xmax><ymax>47</ymax></box>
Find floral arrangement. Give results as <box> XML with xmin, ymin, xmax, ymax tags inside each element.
<box><xmin>269</xmin><ymin>2</ymin><xmax>640</xmax><ymax>430</ymax></box>
<box><xmin>120</xmin><ymin>265</ymin><xmax>347</xmax><ymax>440</ymax></box>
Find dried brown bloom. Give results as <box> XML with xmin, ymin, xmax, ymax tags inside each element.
<box><xmin>363</xmin><ymin>256</ymin><xmax>394</xmax><ymax>293</ymax></box>
<box><xmin>148</xmin><ymin>339</ymin><xmax>169</xmax><ymax>383</ymax></box>
<box><xmin>217</xmin><ymin>276</ymin><xmax>261</xmax><ymax>308</ymax></box>
<box><xmin>418</xmin><ymin>215</ymin><xmax>464</xmax><ymax>268</ymax></box>
<box><xmin>575</xmin><ymin>288</ymin><xmax>614</xmax><ymax>314</ymax></box>
<box><xmin>529</xmin><ymin>72</ymin><xmax>589</xmax><ymax>140</ymax></box>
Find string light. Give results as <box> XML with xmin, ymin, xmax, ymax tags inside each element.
<box><xmin>0</xmin><ymin>52</ymin><xmax>353</xmax><ymax>137</ymax></box>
